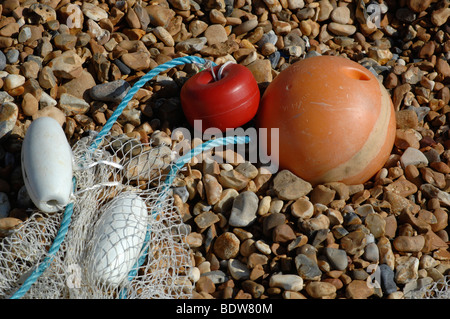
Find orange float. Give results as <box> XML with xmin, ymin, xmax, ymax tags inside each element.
<box><xmin>257</xmin><ymin>55</ymin><xmax>396</xmax><ymax>185</ymax></box>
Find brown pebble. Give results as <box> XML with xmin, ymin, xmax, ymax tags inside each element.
<box><xmin>196</xmin><ymin>276</ymin><xmax>216</xmax><ymax>294</ymax></box>
<box><xmin>272</xmin><ymin>223</ymin><xmax>296</xmax><ymax>243</ymax></box>
<box><xmin>393</xmin><ymin>235</ymin><xmax>425</xmax><ymax>252</ymax></box>
<box><xmin>345</xmin><ymin>280</ymin><xmax>374</xmax><ymax>299</ymax></box>
<box><xmin>213</xmin><ymin>232</ymin><xmax>240</xmax><ymax>260</ymax></box>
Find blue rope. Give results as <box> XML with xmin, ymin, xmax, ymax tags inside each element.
<box><xmin>10</xmin><ymin>56</ymin><xmax>215</xmax><ymax>299</ymax></box>
<box><xmin>10</xmin><ymin>178</ymin><xmax>76</xmax><ymax>299</ymax></box>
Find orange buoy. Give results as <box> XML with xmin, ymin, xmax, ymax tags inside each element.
<box><xmin>257</xmin><ymin>55</ymin><xmax>396</xmax><ymax>185</ymax></box>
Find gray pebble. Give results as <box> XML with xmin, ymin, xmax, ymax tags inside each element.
<box><xmin>5</xmin><ymin>49</ymin><xmax>19</xmax><ymax>64</ymax></box>
<box><xmin>89</xmin><ymin>79</ymin><xmax>131</xmax><ymax>103</ymax></box>
<box><xmin>295</xmin><ymin>254</ymin><xmax>322</xmax><ymax>280</ymax></box>
<box><xmin>380</xmin><ymin>263</ymin><xmax>397</xmax><ymax>295</ymax></box>
<box><xmin>172</xmin><ymin>186</ymin><xmax>189</xmax><ymax>203</ymax></box>
<box><xmin>323</xmin><ymin>247</ymin><xmax>348</xmax><ymax>270</ymax></box>
<box><xmin>228</xmin><ymin>259</ymin><xmax>250</xmax><ymax>280</ymax></box>
<box><xmin>257</xmin><ymin>30</ymin><xmax>278</xmax><ymax>47</ymax></box>
<box><xmin>268</xmin><ymin>51</ymin><xmax>281</xmax><ymax>69</ymax></box>
<box><xmin>366</xmin><ymin>245</ymin><xmax>382</xmax><ymax>266</ymax></box>
<box><xmin>113</xmin><ymin>59</ymin><xmax>131</xmax><ymax>75</ymax></box>
<box><xmin>305</xmin><ymin>50</ymin><xmax>322</xmax><ymax>59</ymax></box>
<box><xmin>0</xmin><ymin>50</ymin><xmax>6</xmax><ymax>70</ymax></box>
<box><xmin>201</xmin><ymin>270</ymin><xmax>228</xmax><ymax>284</ymax></box>
<box><xmin>229</xmin><ymin>191</ymin><xmax>258</xmax><ymax>227</ymax></box>
<box><xmin>284</xmin><ymin>33</ymin><xmax>305</xmax><ymax>50</ymax></box>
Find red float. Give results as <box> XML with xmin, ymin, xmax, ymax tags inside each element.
<box><xmin>181</xmin><ymin>62</ymin><xmax>260</xmax><ymax>133</ymax></box>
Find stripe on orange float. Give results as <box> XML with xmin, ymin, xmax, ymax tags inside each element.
<box><xmin>313</xmin><ymin>80</ymin><xmax>394</xmax><ymax>185</ymax></box>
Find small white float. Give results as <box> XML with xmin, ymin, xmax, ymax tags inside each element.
<box><xmin>21</xmin><ymin>117</ymin><xmax>74</xmax><ymax>213</ymax></box>
<box><xmin>87</xmin><ymin>193</ymin><xmax>148</xmax><ymax>287</ymax></box>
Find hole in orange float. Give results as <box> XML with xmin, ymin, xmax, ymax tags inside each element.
<box><xmin>342</xmin><ymin>67</ymin><xmax>371</xmax><ymax>81</ymax></box>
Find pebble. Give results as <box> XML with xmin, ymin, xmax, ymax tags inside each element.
<box><xmin>5</xmin><ymin>49</ymin><xmax>19</xmax><ymax>64</ymax></box>
<box><xmin>121</xmin><ymin>51</ymin><xmax>152</xmax><ymax>71</ymax></box>
<box><xmin>295</xmin><ymin>254</ymin><xmax>322</xmax><ymax>280</ymax></box>
<box><xmin>393</xmin><ymin>235</ymin><xmax>425</xmax><ymax>252</ymax></box>
<box><xmin>340</xmin><ymin>229</ymin><xmax>367</xmax><ymax>256</ymax></box>
<box><xmin>3</xmin><ymin>74</ymin><xmax>25</xmax><ymax>91</ymax></box>
<box><xmin>90</xmin><ymin>80</ymin><xmax>131</xmax><ymax>103</ymax></box>
<box><xmin>364</xmin><ymin>213</ymin><xmax>386</xmax><ymax>239</ymax></box>
<box><xmin>242</xmin><ymin>280</ymin><xmax>265</xmax><ymax>298</ymax></box>
<box><xmin>254</xmin><ymin>240</ymin><xmax>271</xmax><ymax>255</ymax></box>
<box><xmin>82</xmin><ymin>2</ymin><xmax>108</xmax><ymax>21</ymax></box>
<box><xmin>176</xmin><ymin>38</ymin><xmax>207</xmax><ymax>54</ymax></box>
<box><xmin>32</xmin><ymin>105</ymin><xmax>66</xmax><ymax>126</ymax></box>
<box><xmin>272</xmin><ymin>170</ymin><xmax>312</xmax><ymax>201</ymax></box>
<box><xmin>217</xmin><ymin>170</ymin><xmax>249</xmax><ymax>191</ymax></box>
<box><xmin>331</xmin><ymin>7</ymin><xmax>351</xmax><ymax>25</ymax></box>
<box><xmin>431</xmin><ymin>7</ymin><xmax>450</xmax><ymax>27</ymax></box>
<box><xmin>363</xmin><ymin>242</ymin><xmax>379</xmax><ymax>263</ymax></box>
<box><xmin>299</xmin><ymin>214</ymin><xmax>330</xmax><ymax>236</ymax></box>
<box><xmin>290</xmin><ymin>198</ymin><xmax>314</xmax><ymax>219</ymax></box>
<box><xmin>194</xmin><ymin>211</ymin><xmax>220</xmax><ymax>229</ymax></box>
<box><xmin>400</xmin><ymin>147</ymin><xmax>429</xmax><ymax>168</ymax></box>
<box><xmin>272</xmin><ymin>224</ymin><xmax>296</xmax><ymax>243</ymax></box>
<box><xmin>62</xmin><ymin>70</ymin><xmax>97</xmax><ymax>100</ymax></box>
<box><xmin>305</xmin><ymin>281</ymin><xmax>336</xmax><ymax>299</ymax></box>
<box><xmin>203</xmin><ymin>174</ymin><xmax>222</xmax><ymax>206</ymax></box>
<box><xmin>21</xmin><ymin>93</ymin><xmax>39</xmax><ymax>117</ymax></box>
<box><xmin>50</xmin><ymin>50</ymin><xmax>84</xmax><ymax>79</ymax></box>
<box><xmin>203</xmin><ymin>270</ymin><xmax>228</xmax><ymax>284</ymax></box>
<box><xmin>395</xmin><ymin>256</ymin><xmax>420</xmax><ymax>286</ymax></box>
<box><xmin>214</xmin><ymin>232</ymin><xmax>240</xmax><ymax>260</ymax></box>
<box><xmin>0</xmin><ymin>51</ymin><xmax>5</xmax><ymax>71</ymax></box>
<box><xmin>228</xmin><ymin>259</ymin><xmax>250</xmax><ymax>280</ymax></box>
<box><xmin>0</xmin><ymin>102</ymin><xmax>18</xmax><ymax>140</ymax></box>
<box><xmin>323</xmin><ymin>247</ymin><xmax>348</xmax><ymax>271</ymax></box>
<box><xmin>229</xmin><ymin>191</ymin><xmax>258</xmax><ymax>227</ymax></box>
<box><xmin>327</xmin><ymin>23</ymin><xmax>356</xmax><ymax>36</ymax></box>
<box><xmin>58</xmin><ymin>93</ymin><xmax>90</xmax><ymax>116</ymax></box>
<box><xmin>345</xmin><ymin>280</ymin><xmax>374</xmax><ymax>299</ymax></box>
<box><xmin>379</xmin><ymin>263</ymin><xmax>397</xmax><ymax>295</ymax></box>
<box><xmin>213</xmin><ymin>188</ymin><xmax>238</xmax><ymax>214</ymax></box>
<box><xmin>269</xmin><ymin>274</ymin><xmax>303</xmax><ymax>291</ymax></box>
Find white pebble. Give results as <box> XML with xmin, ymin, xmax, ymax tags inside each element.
<box><xmin>269</xmin><ymin>274</ymin><xmax>304</xmax><ymax>292</ymax></box>
<box><xmin>4</xmin><ymin>74</ymin><xmax>25</xmax><ymax>90</ymax></box>
<box><xmin>255</xmin><ymin>240</ymin><xmax>272</xmax><ymax>255</ymax></box>
<box><xmin>188</xmin><ymin>267</ymin><xmax>200</xmax><ymax>283</ymax></box>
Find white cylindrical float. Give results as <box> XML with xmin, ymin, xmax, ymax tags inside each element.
<box><xmin>21</xmin><ymin>117</ymin><xmax>74</xmax><ymax>213</ymax></box>
<box><xmin>87</xmin><ymin>193</ymin><xmax>149</xmax><ymax>288</ymax></box>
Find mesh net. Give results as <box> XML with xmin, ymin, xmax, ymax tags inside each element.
<box><xmin>0</xmin><ymin>132</ymin><xmax>193</xmax><ymax>299</ymax></box>
<box><xmin>407</xmin><ymin>275</ymin><xmax>450</xmax><ymax>299</ymax></box>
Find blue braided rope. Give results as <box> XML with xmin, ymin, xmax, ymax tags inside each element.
<box><xmin>10</xmin><ymin>56</ymin><xmax>214</xmax><ymax>299</ymax></box>
<box><xmin>119</xmin><ymin>135</ymin><xmax>251</xmax><ymax>298</ymax></box>
<box><xmin>10</xmin><ymin>178</ymin><xmax>76</xmax><ymax>299</ymax></box>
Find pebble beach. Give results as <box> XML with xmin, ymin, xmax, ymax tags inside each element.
<box><xmin>0</xmin><ymin>0</ymin><xmax>449</xmax><ymax>300</ymax></box>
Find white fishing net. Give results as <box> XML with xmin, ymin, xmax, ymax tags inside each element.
<box><xmin>407</xmin><ymin>275</ymin><xmax>450</xmax><ymax>299</ymax></box>
<box><xmin>0</xmin><ymin>132</ymin><xmax>193</xmax><ymax>299</ymax></box>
